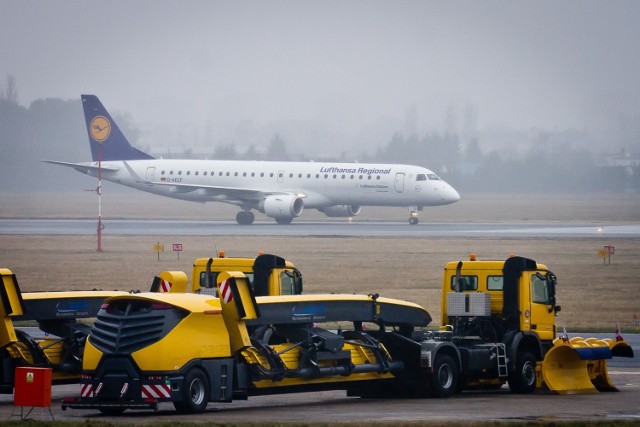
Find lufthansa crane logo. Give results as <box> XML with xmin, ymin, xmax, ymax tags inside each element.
<box><xmin>89</xmin><ymin>116</ymin><xmax>111</xmax><ymax>143</ymax></box>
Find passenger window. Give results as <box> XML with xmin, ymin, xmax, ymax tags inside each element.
<box><xmin>487</xmin><ymin>276</ymin><xmax>503</xmax><ymax>290</ymax></box>
<box><xmin>450</xmin><ymin>275</ymin><xmax>478</xmax><ymax>291</ymax></box>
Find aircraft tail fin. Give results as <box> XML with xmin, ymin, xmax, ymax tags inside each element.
<box><xmin>81</xmin><ymin>94</ymin><xmax>154</xmax><ymax>161</ymax></box>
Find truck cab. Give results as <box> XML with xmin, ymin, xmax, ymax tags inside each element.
<box><xmin>151</xmin><ymin>253</ymin><xmax>303</xmax><ymax>297</ymax></box>
<box><xmin>440</xmin><ymin>255</ymin><xmax>559</xmax><ymax>342</ymax></box>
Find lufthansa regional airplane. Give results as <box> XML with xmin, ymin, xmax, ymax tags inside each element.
<box><xmin>45</xmin><ymin>95</ymin><xmax>459</xmax><ymax>225</ymax></box>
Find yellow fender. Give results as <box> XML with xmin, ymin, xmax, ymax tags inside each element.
<box><xmin>540</xmin><ymin>339</ymin><xmax>597</xmax><ymax>394</ymax></box>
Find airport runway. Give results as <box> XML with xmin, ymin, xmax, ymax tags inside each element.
<box><xmin>1</xmin><ymin>219</ymin><xmax>640</xmax><ymax>237</ymax></box>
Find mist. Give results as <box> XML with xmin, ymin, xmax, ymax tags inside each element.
<box><xmin>1</xmin><ymin>1</ymin><xmax>640</xmax><ymax>193</ymax></box>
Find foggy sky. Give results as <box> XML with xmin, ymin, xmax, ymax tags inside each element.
<box><xmin>2</xmin><ymin>1</ymin><xmax>640</xmax><ymax>155</ymax></box>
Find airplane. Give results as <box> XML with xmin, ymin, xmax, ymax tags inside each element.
<box><xmin>45</xmin><ymin>95</ymin><xmax>460</xmax><ymax>225</ymax></box>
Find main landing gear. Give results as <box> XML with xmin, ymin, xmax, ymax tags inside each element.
<box><xmin>236</xmin><ymin>210</ymin><xmax>255</xmax><ymax>225</ymax></box>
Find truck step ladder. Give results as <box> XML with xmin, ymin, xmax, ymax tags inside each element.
<box><xmin>496</xmin><ymin>343</ymin><xmax>508</xmax><ymax>377</ymax></box>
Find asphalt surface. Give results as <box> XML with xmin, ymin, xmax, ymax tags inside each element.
<box><xmin>2</xmin><ymin>218</ymin><xmax>640</xmax><ymax>237</ymax></box>
<box><xmin>1</xmin><ymin>369</ymin><xmax>638</xmax><ymax>424</ymax></box>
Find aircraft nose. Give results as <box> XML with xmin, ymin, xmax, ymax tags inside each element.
<box><xmin>442</xmin><ymin>183</ymin><xmax>460</xmax><ymax>204</ymax></box>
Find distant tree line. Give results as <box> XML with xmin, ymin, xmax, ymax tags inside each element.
<box><xmin>1</xmin><ymin>91</ymin><xmax>637</xmax><ymax>194</ymax></box>
<box><xmin>361</xmin><ymin>131</ymin><xmax>640</xmax><ymax>194</ymax></box>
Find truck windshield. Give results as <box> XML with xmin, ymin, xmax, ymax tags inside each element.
<box><xmin>531</xmin><ymin>273</ymin><xmax>550</xmax><ymax>304</ymax></box>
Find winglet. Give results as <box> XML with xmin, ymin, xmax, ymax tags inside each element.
<box><xmin>81</xmin><ymin>95</ymin><xmax>154</xmax><ymax>162</ymax></box>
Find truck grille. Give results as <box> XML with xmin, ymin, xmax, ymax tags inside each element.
<box><xmin>89</xmin><ymin>299</ymin><xmax>187</xmax><ymax>354</ymax></box>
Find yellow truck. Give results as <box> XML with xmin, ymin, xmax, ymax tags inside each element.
<box><xmin>61</xmin><ymin>255</ymin><xmax>633</xmax><ymax>414</ymax></box>
<box><xmin>440</xmin><ymin>255</ymin><xmax>633</xmax><ymax>393</ymax></box>
<box><xmin>0</xmin><ymin>253</ymin><xmax>298</xmax><ymax>394</ymax></box>
<box><xmin>0</xmin><ymin>268</ymin><xmax>127</xmax><ymax>393</ymax></box>
<box><xmin>150</xmin><ymin>252</ymin><xmax>302</xmax><ymax>296</ymax></box>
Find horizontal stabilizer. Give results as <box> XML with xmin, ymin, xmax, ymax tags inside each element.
<box><xmin>42</xmin><ymin>160</ymin><xmax>120</xmax><ymax>173</ymax></box>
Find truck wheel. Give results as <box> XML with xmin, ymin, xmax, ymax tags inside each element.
<box><xmin>430</xmin><ymin>354</ymin><xmax>458</xmax><ymax>398</ymax></box>
<box><xmin>508</xmin><ymin>351</ymin><xmax>537</xmax><ymax>394</ymax></box>
<box><xmin>174</xmin><ymin>369</ymin><xmax>210</xmax><ymax>413</ymax></box>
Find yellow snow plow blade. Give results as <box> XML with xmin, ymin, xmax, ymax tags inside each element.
<box><xmin>540</xmin><ymin>336</ymin><xmax>634</xmax><ymax>394</ymax></box>
<box><xmin>539</xmin><ymin>340</ymin><xmax>597</xmax><ymax>394</ymax></box>
<box><xmin>582</xmin><ymin>337</ymin><xmax>634</xmax><ymax>392</ymax></box>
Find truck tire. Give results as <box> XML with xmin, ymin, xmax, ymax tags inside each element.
<box><xmin>430</xmin><ymin>354</ymin><xmax>458</xmax><ymax>398</ymax></box>
<box><xmin>508</xmin><ymin>351</ymin><xmax>537</xmax><ymax>394</ymax></box>
<box><xmin>174</xmin><ymin>368</ymin><xmax>210</xmax><ymax>413</ymax></box>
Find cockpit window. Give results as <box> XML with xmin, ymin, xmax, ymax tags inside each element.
<box><xmin>416</xmin><ymin>174</ymin><xmax>428</xmax><ymax>181</ymax></box>
<box><xmin>427</xmin><ymin>173</ymin><xmax>441</xmax><ymax>180</ymax></box>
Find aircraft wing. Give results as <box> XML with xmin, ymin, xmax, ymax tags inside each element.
<box><xmin>150</xmin><ymin>180</ymin><xmax>282</xmax><ymax>201</ymax></box>
<box><xmin>42</xmin><ymin>160</ymin><xmax>120</xmax><ymax>173</ymax></box>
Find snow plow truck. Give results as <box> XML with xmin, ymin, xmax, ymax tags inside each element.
<box><xmin>60</xmin><ymin>255</ymin><xmax>633</xmax><ymax>414</ymax></box>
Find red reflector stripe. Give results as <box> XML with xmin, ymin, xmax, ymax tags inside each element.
<box><xmin>141</xmin><ymin>384</ymin><xmax>171</xmax><ymax>399</ymax></box>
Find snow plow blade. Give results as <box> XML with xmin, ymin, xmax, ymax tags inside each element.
<box><xmin>540</xmin><ymin>337</ymin><xmax>634</xmax><ymax>394</ymax></box>
<box><xmin>539</xmin><ymin>340</ymin><xmax>597</xmax><ymax>394</ymax></box>
<box><xmin>580</xmin><ymin>337</ymin><xmax>634</xmax><ymax>392</ymax></box>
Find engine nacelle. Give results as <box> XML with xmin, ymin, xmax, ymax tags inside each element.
<box><xmin>259</xmin><ymin>194</ymin><xmax>304</xmax><ymax>220</ymax></box>
<box><xmin>319</xmin><ymin>205</ymin><xmax>361</xmax><ymax>217</ymax></box>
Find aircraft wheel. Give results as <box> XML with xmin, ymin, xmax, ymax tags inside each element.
<box><xmin>409</xmin><ymin>217</ymin><xmax>419</xmax><ymax>225</ymax></box>
<box><xmin>275</xmin><ymin>216</ymin><xmax>293</xmax><ymax>225</ymax></box>
<box><xmin>236</xmin><ymin>211</ymin><xmax>255</xmax><ymax>225</ymax></box>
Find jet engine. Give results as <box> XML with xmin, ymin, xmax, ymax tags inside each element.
<box><xmin>259</xmin><ymin>194</ymin><xmax>304</xmax><ymax>224</ymax></box>
<box><xmin>319</xmin><ymin>205</ymin><xmax>361</xmax><ymax>217</ymax></box>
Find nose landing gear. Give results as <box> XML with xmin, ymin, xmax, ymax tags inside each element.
<box><xmin>408</xmin><ymin>207</ymin><xmax>421</xmax><ymax>225</ymax></box>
